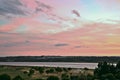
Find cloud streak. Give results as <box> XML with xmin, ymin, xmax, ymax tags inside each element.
<box><xmin>72</xmin><ymin>10</ymin><xmax>80</xmax><ymax>17</ymax></box>
<box><xmin>54</xmin><ymin>43</ymin><xmax>69</xmax><ymax>47</ymax></box>
<box><xmin>0</xmin><ymin>0</ymin><xmax>28</xmax><ymax>17</ymax></box>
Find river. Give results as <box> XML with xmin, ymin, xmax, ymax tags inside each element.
<box><xmin>0</xmin><ymin>62</ymin><xmax>98</xmax><ymax>69</ymax></box>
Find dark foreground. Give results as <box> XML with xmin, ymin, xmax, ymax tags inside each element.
<box><xmin>0</xmin><ymin>61</ymin><xmax>120</xmax><ymax>80</ymax></box>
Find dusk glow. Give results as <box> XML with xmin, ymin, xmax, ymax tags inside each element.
<box><xmin>0</xmin><ymin>0</ymin><xmax>120</xmax><ymax>56</ymax></box>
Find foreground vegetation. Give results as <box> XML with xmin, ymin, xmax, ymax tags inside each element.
<box><xmin>0</xmin><ymin>65</ymin><xmax>93</xmax><ymax>80</ymax></box>
<box><xmin>94</xmin><ymin>61</ymin><xmax>120</xmax><ymax>80</ymax></box>
<box><xmin>0</xmin><ymin>61</ymin><xmax>120</xmax><ymax>80</ymax></box>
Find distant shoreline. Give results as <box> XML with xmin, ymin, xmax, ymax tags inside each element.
<box><xmin>0</xmin><ymin>56</ymin><xmax>120</xmax><ymax>63</ymax></box>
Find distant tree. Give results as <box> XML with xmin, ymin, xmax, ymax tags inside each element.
<box><xmin>0</xmin><ymin>74</ymin><xmax>11</xmax><ymax>80</ymax></box>
<box><xmin>12</xmin><ymin>75</ymin><xmax>24</xmax><ymax>80</ymax></box>
<box><xmin>47</xmin><ymin>76</ymin><xmax>59</xmax><ymax>80</ymax></box>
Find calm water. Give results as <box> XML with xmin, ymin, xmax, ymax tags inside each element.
<box><xmin>0</xmin><ymin>62</ymin><xmax>98</xmax><ymax>69</ymax></box>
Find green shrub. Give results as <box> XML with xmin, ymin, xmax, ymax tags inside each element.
<box><xmin>28</xmin><ymin>69</ymin><xmax>35</xmax><ymax>76</ymax></box>
<box><xmin>87</xmin><ymin>74</ymin><xmax>94</xmax><ymax>80</ymax></box>
<box><xmin>68</xmin><ymin>68</ymin><xmax>72</xmax><ymax>71</ymax></box>
<box><xmin>35</xmin><ymin>78</ymin><xmax>44</xmax><ymax>80</ymax></box>
<box><xmin>46</xmin><ymin>68</ymin><xmax>54</xmax><ymax>74</ymax></box>
<box><xmin>47</xmin><ymin>76</ymin><xmax>59</xmax><ymax>80</ymax></box>
<box><xmin>63</xmin><ymin>68</ymin><xmax>68</xmax><ymax>72</ymax></box>
<box><xmin>12</xmin><ymin>75</ymin><xmax>24</xmax><ymax>80</ymax></box>
<box><xmin>70</xmin><ymin>75</ymin><xmax>79</xmax><ymax>80</ymax></box>
<box><xmin>23</xmin><ymin>71</ymin><xmax>28</xmax><ymax>74</ymax></box>
<box><xmin>101</xmin><ymin>73</ymin><xmax>116</xmax><ymax>80</ymax></box>
<box><xmin>61</xmin><ymin>73</ymin><xmax>70</xmax><ymax>80</ymax></box>
<box><xmin>115</xmin><ymin>72</ymin><xmax>120</xmax><ymax>79</ymax></box>
<box><xmin>38</xmin><ymin>67</ymin><xmax>44</xmax><ymax>74</ymax></box>
<box><xmin>55</xmin><ymin>67</ymin><xmax>62</xmax><ymax>72</ymax></box>
<box><xmin>84</xmin><ymin>67</ymin><xmax>89</xmax><ymax>70</ymax></box>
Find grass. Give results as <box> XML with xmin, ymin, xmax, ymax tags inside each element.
<box><xmin>0</xmin><ymin>65</ymin><xmax>94</xmax><ymax>80</ymax></box>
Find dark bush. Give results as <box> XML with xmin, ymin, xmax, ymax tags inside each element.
<box><xmin>79</xmin><ymin>74</ymin><xmax>86</xmax><ymax>80</ymax></box>
<box><xmin>0</xmin><ymin>74</ymin><xmax>11</xmax><ymax>80</ymax></box>
<box><xmin>38</xmin><ymin>67</ymin><xmax>44</xmax><ymax>74</ymax></box>
<box><xmin>55</xmin><ymin>67</ymin><xmax>62</xmax><ymax>72</ymax></box>
<box><xmin>46</xmin><ymin>68</ymin><xmax>54</xmax><ymax>74</ymax></box>
<box><xmin>23</xmin><ymin>71</ymin><xmax>28</xmax><ymax>74</ymax></box>
<box><xmin>115</xmin><ymin>72</ymin><xmax>120</xmax><ymax>79</ymax></box>
<box><xmin>84</xmin><ymin>67</ymin><xmax>89</xmax><ymax>70</ymax></box>
<box><xmin>35</xmin><ymin>78</ymin><xmax>44</xmax><ymax>80</ymax></box>
<box><xmin>61</xmin><ymin>73</ymin><xmax>70</xmax><ymax>80</ymax></box>
<box><xmin>70</xmin><ymin>75</ymin><xmax>79</xmax><ymax>80</ymax></box>
<box><xmin>12</xmin><ymin>75</ymin><xmax>24</xmax><ymax>80</ymax></box>
<box><xmin>68</xmin><ymin>68</ymin><xmax>72</xmax><ymax>71</ymax></box>
<box><xmin>63</xmin><ymin>68</ymin><xmax>68</xmax><ymax>72</ymax></box>
<box><xmin>28</xmin><ymin>69</ymin><xmax>35</xmax><ymax>76</ymax></box>
<box><xmin>94</xmin><ymin>61</ymin><xmax>120</xmax><ymax>80</ymax></box>
<box><xmin>47</xmin><ymin>76</ymin><xmax>59</xmax><ymax>80</ymax></box>
<box><xmin>87</xmin><ymin>74</ymin><xmax>94</xmax><ymax>80</ymax></box>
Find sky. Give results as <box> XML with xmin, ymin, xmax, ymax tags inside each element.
<box><xmin>0</xmin><ymin>0</ymin><xmax>120</xmax><ymax>56</ymax></box>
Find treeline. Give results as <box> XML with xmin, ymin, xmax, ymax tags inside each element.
<box><xmin>94</xmin><ymin>61</ymin><xmax>120</xmax><ymax>80</ymax></box>
<box><xmin>0</xmin><ymin>56</ymin><xmax>120</xmax><ymax>63</ymax></box>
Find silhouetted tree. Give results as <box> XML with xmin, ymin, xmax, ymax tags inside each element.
<box><xmin>109</xmin><ymin>64</ymin><xmax>116</xmax><ymax>74</ymax></box>
<box><xmin>94</xmin><ymin>61</ymin><xmax>120</xmax><ymax>80</ymax></box>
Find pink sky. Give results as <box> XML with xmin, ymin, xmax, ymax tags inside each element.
<box><xmin>0</xmin><ymin>0</ymin><xmax>120</xmax><ymax>56</ymax></box>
